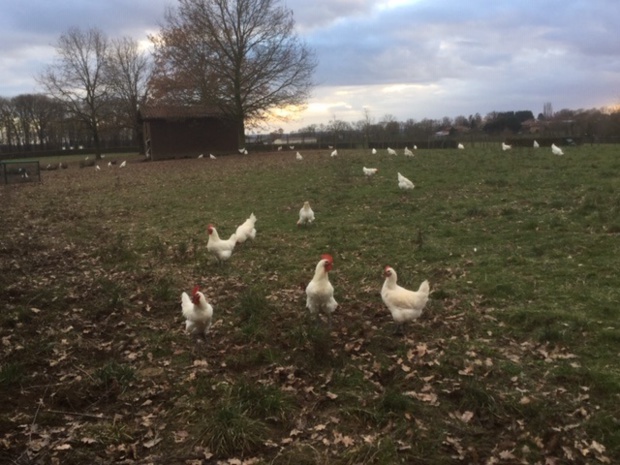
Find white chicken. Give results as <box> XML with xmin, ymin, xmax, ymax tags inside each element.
<box><xmin>235</xmin><ymin>213</ymin><xmax>257</xmax><ymax>243</ymax></box>
<box><xmin>501</xmin><ymin>142</ymin><xmax>512</xmax><ymax>151</ymax></box>
<box><xmin>210</xmin><ymin>154</ymin><xmax>217</xmax><ymax>159</ymax></box>
<box><xmin>457</xmin><ymin>143</ymin><xmax>465</xmax><ymax>149</ymax></box>
<box><xmin>381</xmin><ymin>266</ymin><xmax>430</xmax><ymax>333</ymax></box>
<box><xmin>297</xmin><ymin>201</ymin><xmax>315</xmax><ymax>226</ymax></box>
<box><xmin>296</xmin><ymin>152</ymin><xmax>303</xmax><ymax>160</ymax></box>
<box><xmin>397</xmin><ymin>172</ymin><xmax>415</xmax><ymax>190</ymax></box>
<box><xmin>363</xmin><ymin>166</ymin><xmax>378</xmax><ymax>177</ymax></box>
<box><xmin>306</xmin><ymin>254</ymin><xmax>338</xmax><ymax>322</ymax></box>
<box><xmin>181</xmin><ymin>286</ymin><xmax>214</xmax><ymax>338</ymax></box>
<box><xmin>404</xmin><ymin>147</ymin><xmax>414</xmax><ymax>157</ymax></box>
<box><xmin>371</xmin><ymin>148</ymin><xmax>377</xmax><ymax>154</ymax></box>
<box><xmin>198</xmin><ymin>154</ymin><xmax>204</xmax><ymax>158</ymax></box>
<box><xmin>119</xmin><ymin>160</ymin><xmax>127</xmax><ymax>168</ymax></box>
<box><xmin>533</xmin><ymin>140</ymin><xmax>540</xmax><ymax>148</ymax></box>
<box><xmin>207</xmin><ymin>224</ymin><xmax>237</xmax><ymax>263</ymax></box>
<box><xmin>551</xmin><ymin>143</ymin><xmax>564</xmax><ymax>155</ymax></box>
<box><xmin>387</xmin><ymin>147</ymin><xmax>397</xmax><ymax>156</ymax></box>
<box><xmin>331</xmin><ymin>149</ymin><xmax>338</xmax><ymax>157</ymax></box>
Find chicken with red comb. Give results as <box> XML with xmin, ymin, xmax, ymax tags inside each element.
<box><xmin>181</xmin><ymin>286</ymin><xmax>214</xmax><ymax>339</ymax></box>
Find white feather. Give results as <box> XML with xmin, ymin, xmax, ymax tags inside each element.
<box><xmin>397</xmin><ymin>172</ymin><xmax>415</xmax><ymax>190</ymax></box>
<box><xmin>381</xmin><ymin>267</ymin><xmax>430</xmax><ymax>326</ymax></box>
<box><xmin>235</xmin><ymin>213</ymin><xmax>257</xmax><ymax>243</ymax></box>
<box><xmin>306</xmin><ymin>257</ymin><xmax>337</xmax><ymax>317</ymax></box>
<box><xmin>297</xmin><ymin>201</ymin><xmax>315</xmax><ymax>225</ymax></box>
<box><xmin>363</xmin><ymin>166</ymin><xmax>378</xmax><ymax>177</ymax></box>
<box><xmin>181</xmin><ymin>290</ymin><xmax>213</xmax><ymax>337</ymax></box>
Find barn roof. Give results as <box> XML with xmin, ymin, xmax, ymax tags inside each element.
<box><xmin>139</xmin><ymin>104</ymin><xmax>225</xmax><ymax>120</ymax></box>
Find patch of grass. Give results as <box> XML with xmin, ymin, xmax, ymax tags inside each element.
<box><xmin>235</xmin><ymin>287</ymin><xmax>273</xmax><ymax>341</ymax></box>
<box><xmin>449</xmin><ymin>379</ymin><xmax>503</xmax><ymax>424</ymax></box>
<box><xmin>552</xmin><ymin>363</ymin><xmax>620</xmax><ymax>397</ymax></box>
<box><xmin>340</xmin><ymin>437</ymin><xmax>400</xmax><ymax>465</ymax></box>
<box><xmin>292</xmin><ymin>322</ymin><xmax>335</xmax><ymax>367</ymax></box>
<box><xmin>0</xmin><ymin>362</ymin><xmax>25</xmax><ymax>387</ymax></box>
<box><xmin>3</xmin><ymin>147</ymin><xmax>620</xmax><ymax>463</ymax></box>
<box><xmin>198</xmin><ymin>402</ymin><xmax>267</xmax><ymax>457</ymax></box>
<box><xmin>232</xmin><ymin>380</ymin><xmax>293</xmax><ymax>422</ymax></box>
<box><xmin>94</xmin><ymin>361</ymin><xmax>135</xmax><ymax>390</ymax></box>
<box><xmin>271</xmin><ymin>444</ymin><xmax>325</xmax><ymax>465</ymax></box>
<box><xmin>99</xmin><ymin>232</ymin><xmax>137</xmax><ymax>265</ymax></box>
<box><xmin>376</xmin><ymin>388</ymin><xmax>415</xmax><ymax>415</ymax></box>
<box><xmin>84</xmin><ymin>420</ymin><xmax>135</xmax><ymax>445</ymax></box>
<box><xmin>95</xmin><ymin>277</ymin><xmax>126</xmax><ymax>313</ymax></box>
<box><xmin>225</xmin><ymin>346</ymin><xmax>282</xmax><ymax>370</ymax></box>
<box><xmin>151</xmin><ymin>275</ymin><xmax>176</xmax><ymax>302</ymax></box>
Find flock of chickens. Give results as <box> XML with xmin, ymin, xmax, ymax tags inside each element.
<box><xmin>183</xmin><ymin>220</ymin><xmax>431</xmax><ymax>339</ymax></box>
<box><xmin>181</xmin><ymin>149</ymin><xmax>432</xmax><ymax>340</ymax></box>
<box><xmin>181</xmin><ymin>139</ymin><xmax>567</xmax><ymax>339</ymax></box>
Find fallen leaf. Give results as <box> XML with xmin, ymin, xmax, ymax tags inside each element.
<box><xmin>143</xmin><ymin>437</ymin><xmax>162</xmax><ymax>449</ymax></box>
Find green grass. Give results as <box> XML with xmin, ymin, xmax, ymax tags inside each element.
<box><xmin>1</xmin><ymin>145</ymin><xmax>619</xmax><ymax>464</ymax></box>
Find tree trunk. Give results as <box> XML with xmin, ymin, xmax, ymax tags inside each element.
<box><xmin>93</xmin><ymin>127</ymin><xmax>102</xmax><ymax>160</ymax></box>
<box><xmin>236</xmin><ymin>118</ymin><xmax>245</xmax><ymax>149</ymax></box>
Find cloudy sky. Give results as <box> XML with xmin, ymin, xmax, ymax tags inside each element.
<box><xmin>1</xmin><ymin>0</ymin><xmax>619</xmax><ymax>132</ymax></box>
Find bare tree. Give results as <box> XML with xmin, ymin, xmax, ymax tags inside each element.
<box><xmin>358</xmin><ymin>108</ymin><xmax>374</xmax><ymax>148</ymax></box>
<box><xmin>37</xmin><ymin>27</ymin><xmax>110</xmax><ymax>159</ymax></box>
<box><xmin>151</xmin><ymin>0</ymin><xmax>317</xmax><ymax>146</ymax></box>
<box><xmin>106</xmin><ymin>37</ymin><xmax>152</xmax><ymax>149</ymax></box>
<box><xmin>12</xmin><ymin>94</ymin><xmax>64</xmax><ymax>150</ymax></box>
<box><xmin>0</xmin><ymin>97</ymin><xmax>20</xmax><ymax>151</ymax></box>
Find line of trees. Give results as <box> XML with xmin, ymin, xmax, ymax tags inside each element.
<box><xmin>1</xmin><ymin>0</ymin><xmax>317</xmax><ymax>158</ymax></box>
<box><xmin>1</xmin><ymin>0</ymin><xmax>618</xmax><ymax>157</ymax></box>
<box><xmin>0</xmin><ymin>28</ymin><xmax>151</xmax><ymax>158</ymax></box>
<box><xmin>274</xmin><ymin>106</ymin><xmax>620</xmax><ymax>149</ymax></box>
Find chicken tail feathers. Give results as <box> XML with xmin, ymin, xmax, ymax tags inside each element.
<box><xmin>181</xmin><ymin>292</ymin><xmax>194</xmax><ymax>317</ymax></box>
<box><xmin>418</xmin><ymin>280</ymin><xmax>430</xmax><ymax>295</ymax></box>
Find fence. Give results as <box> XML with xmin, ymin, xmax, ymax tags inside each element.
<box><xmin>0</xmin><ymin>160</ymin><xmax>41</xmax><ymax>185</ymax></box>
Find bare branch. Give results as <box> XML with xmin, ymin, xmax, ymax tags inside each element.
<box><xmin>150</xmin><ymin>0</ymin><xmax>317</xmax><ymax>145</ymax></box>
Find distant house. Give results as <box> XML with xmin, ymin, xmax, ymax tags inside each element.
<box><xmin>139</xmin><ymin>105</ymin><xmax>238</xmax><ymax>161</ymax></box>
<box><xmin>521</xmin><ymin>118</ymin><xmax>547</xmax><ymax>134</ymax></box>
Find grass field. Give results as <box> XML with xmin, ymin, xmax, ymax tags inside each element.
<box><xmin>1</xmin><ymin>145</ymin><xmax>619</xmax><ymax>464</ymax></box>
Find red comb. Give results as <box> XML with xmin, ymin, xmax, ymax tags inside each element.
<box><xmin>321</xmin><ymin>254</ymin><xmax>333</xmax><ymax>263</ymax></box>
<box><xmin>192</xmin><ymin>285</ymin><xmax>200</xmax><ymax>296</ymax></box>
<box><xmin>384</xmin><ymin>265</ymin><xmax>391</xmax><ymax>271</ymax></box>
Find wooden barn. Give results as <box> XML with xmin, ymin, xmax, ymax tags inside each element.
<box><xmin>139</xmin><ymin>105</ymin><xmax>238</xmax><ymax>160</ymax></box>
